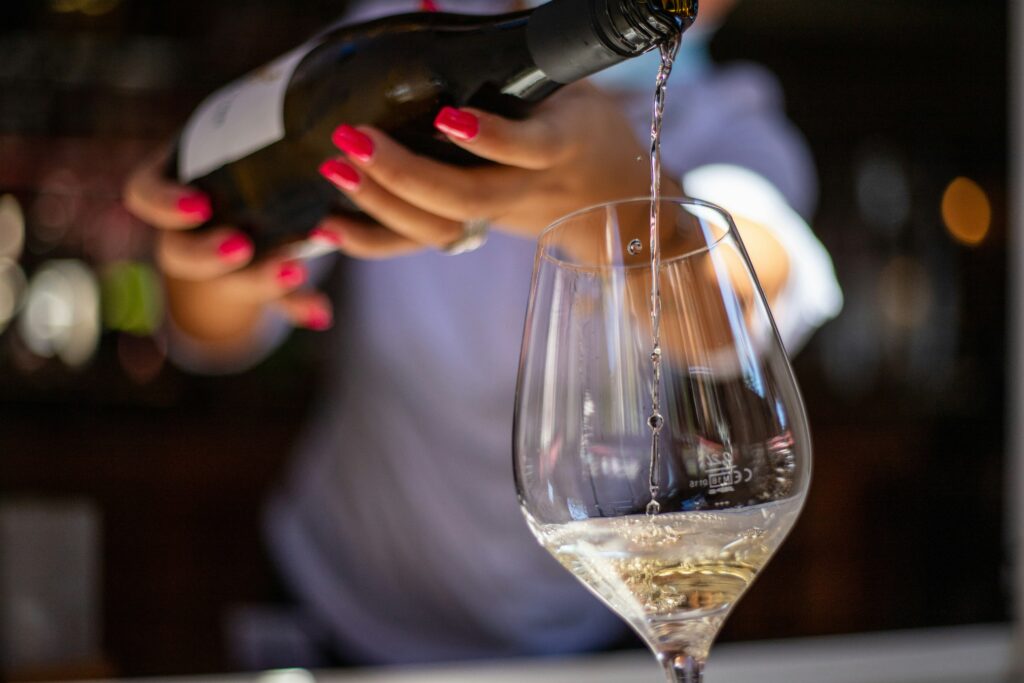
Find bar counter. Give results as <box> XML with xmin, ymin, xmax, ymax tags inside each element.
<box><xmin>78</xmin><ymin>624</ymin><xmax>1012</xmax><ymax>683</ymax></box>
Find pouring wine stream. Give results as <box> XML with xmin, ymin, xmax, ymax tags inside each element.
<box><xmin>645</xmin><ymin>33</ymin><xmax>682</xmax><ymax>518</ymax></box>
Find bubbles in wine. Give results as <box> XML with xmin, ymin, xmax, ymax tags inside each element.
<box><xmin>534</xmin><ymin>499</ymin><xmax>802</xmax><ymax>661</ymax></box>
<box><xmin>628</xmin><ymin>238</ymin><xmax>643</xmax><ymax>255</ymax></box>
<box><xmin>648</xmin><ymin>412</ymin><xmax>664</xmax><ymax>432</ymax></box>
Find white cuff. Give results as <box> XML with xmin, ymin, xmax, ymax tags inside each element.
<box><xmin>682</xmin><ymin>164</ymin><xmax>843</xmax><ymax>354</ymax></box>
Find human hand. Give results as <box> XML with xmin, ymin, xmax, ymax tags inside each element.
<box><xmin>314</xmin><ymin>83</ymin><xmax>677</xmax><ymax>258</ymax></box>
<box><xmin>123</xmin><ymin>148</ymin><xmax>334</xmax><ymax>345</ymax></box>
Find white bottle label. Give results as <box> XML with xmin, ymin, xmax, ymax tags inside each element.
<box><xmin>178</xmin><ymin>41</ymin><xmax>318</xmax><ymax>182</ymax></box>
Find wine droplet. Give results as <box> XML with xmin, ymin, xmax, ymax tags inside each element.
<box><xmin>628</xmin><ymin>239</ymin><xmax>643</xmax><ymax>256</ymax></box>
<box><xmin>650</xmin><ymin>346</ymin><xmax>661</xmax><ymax>363</ymax></box>
<box><xmin>648</xmin><ymin>412</ymin><xmax>664</xmax><ymax>432</ymax></box>
<box><xmin>646</xmin><ymin>499</ymin><xmax>661</xmax><ymax>515</ymax></box>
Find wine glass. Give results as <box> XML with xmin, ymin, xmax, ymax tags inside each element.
<box><xmin>513</xmin><ymin>197</ymin><xmax>810</xmax><ymax>683</ymax></box>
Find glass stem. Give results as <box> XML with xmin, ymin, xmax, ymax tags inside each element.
<box><xmin>660</xmin><ymin>653</ymin><xmax>704</xmax><ymax>683</ymax></box>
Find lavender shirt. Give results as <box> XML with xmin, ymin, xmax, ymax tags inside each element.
<box><xmin>255</xmin><ymin>0</ymin><xmax>839</xmax><ymax>665</ymax></box>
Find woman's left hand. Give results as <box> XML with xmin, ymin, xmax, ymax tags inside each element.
<box><xmin>315</xmin><ymin>83</ymin><xmax>672</xmax><ymax>258</ymax></box>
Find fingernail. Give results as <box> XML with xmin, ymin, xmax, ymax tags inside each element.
<box><xmin>330</xmin><ymin>125</ymin><xmax>375</xmax><ymax>162</ymax></box>
<box><xmin>309</xmin><ymin>226</ymin><xmax>344</xmax><ymax>248</ymax></box>
<box><xmin>304</xmin><ymin>304</ymin><xmax>333</xmax><ymax>331</ymax></box>
<box><xmin>216</xmin><ymin>233</ymin><xmax>253</xmax><ymax>263</ymax></box>
<box><xmin>419</xmin><ymin>0</ymin><xmax>439</xmax><ymax>11</ymax></box>
<box><xmin>177</xmin><ymin>191</ymin><xmax>212</xmax><ymax>220</ymax></box>
<box><xmin>319</xmin><ymin>158</ymin><xmax>361</xmax><ymax>191</ymax></box>
<box><xmin>434</xmin><ymin>106</ymin><xmax>479</xmax><ymax>141</ymax></box>
<box><xmin>276</xmin><ymin>261</ymin><xmax>307</xmax><ymax>288</ymax></box>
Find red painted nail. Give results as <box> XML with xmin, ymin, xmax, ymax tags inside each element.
<box><xmin>309</xmin><ymin>226</ymin><xmax>344</xmax><ymax>247</ymax></box>
<box><xmin>420</xmin><ymin>0</ymin><xmax>439</xmax><ymax>11</ymax></box>
<box><xmin>434</xmin><ymin>106</ymin><xmax>479</xmax><ymax>141</ymax></box>
<box><xmin>330</xmin><ymin>125</ymin><xmax>375</xmax><ymax>162</ymax></box>
<box><xmin>319</xmin><ymin>158</ymin><xmax>361</xmax><ymax>191</ymax></box>
<box><xmin>276</xmin><ymin>261</ymin><xmax>307</xmax><ymax>288</ymax></box>
<box><xmin>177</xmin><ymin>192</ymin><xmax>212</xmax><ymax>220</ymax></box>
<box><xmin>216</xmin><ymin>233</ymin><xmax>253</xmax><ymax>263</ymax></box>
<box><xmin>305</xmin><ymin>305</ymin><xmax>333</xmax><ymax>331</ymax></box>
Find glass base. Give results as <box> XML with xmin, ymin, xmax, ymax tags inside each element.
<box><xmin>660</xmin><ymin>653</ymin><xmax>704</xmax><ymax>683</ymax></box>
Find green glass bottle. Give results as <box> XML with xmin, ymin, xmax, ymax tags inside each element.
<box><xmin>172</xmin><ymin>0</ymin><xmax>698</xmax><ymax>252</ymax></box>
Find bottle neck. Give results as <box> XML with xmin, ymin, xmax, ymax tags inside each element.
<box><xmin>526</xmin><ymin>0</ymin><xmax>696</xmax><ymax>84</ymax></box>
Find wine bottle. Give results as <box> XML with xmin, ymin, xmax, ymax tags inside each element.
<box><xmin>172</xmin><ymin>0</ymin><xmax>698</xmax><ymax>252</ymax></box>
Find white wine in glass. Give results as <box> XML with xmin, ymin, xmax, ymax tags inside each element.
<box><xmin>513</xmin><ymin>198</ymin><xmax>811</xmax><ymax>683</ymax></box>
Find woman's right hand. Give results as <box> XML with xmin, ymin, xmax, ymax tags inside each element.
<box><xmin>123</xmin><ymin>148</ymin><xmax>334</xmax><ymax>352</ymax></box>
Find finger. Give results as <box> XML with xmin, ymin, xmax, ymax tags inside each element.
<box><xmin>330</xmin><ymin>125</ymin><xmax>528</xmax><ymax>222</ymax></box>
<box><xmin>156</xmin><ymin>228</ymin><xmax>254</xmax><ymax>281</ymax></box>
<box><xmin>319</xmin><ymin>158</ymin><xmax>464</xmax><ymax>249</ymax></box>
<box><xmin>246</xmin><ymin>258</ymin><xmax>309</xmax><ymax>302</ymax></box>
<box><xmin>123</xmin><ymin>147</ymin><xmax>213</xmax><ymax>229</ymax></box>
<box><xmin>432</xmin><ymin>106</ymin><xmax>567</xmax><ymax>170</ymax></box>
<box><xmin>316</xmin><ymin>215</ymin><xmax>425</xmax><ymax>260</ymax></box>
<box><xmin>200</xmin><ymin>254</ymin><xmax>310</xmax><ymax>307</ymax></box>
<box><xmin>273</xmin><ymin>290</ymin><xmax>334</xmax><ymax>331</ymax></box>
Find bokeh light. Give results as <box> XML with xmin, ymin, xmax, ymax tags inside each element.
<box><xmin>941</xmin><ymin>176</ymin><xmax>991</xmax><ymax>246</ymax></box>
<box><xmin>855</xmin><ymin>147</ymin><xmax>911</xmax><ymax>237</ymax></box>
<box><xmin>19</xmin><ymin>260</ymin><xmax>101</xmax><ymax>367</ymax></box>
<box><xmin>0</xmin><ymin>194</ymin><xmax>26</xmax><ymax>260</ymax></box>
<box><xmin>30</xmin><ymin>170</ymin><xmax>83</xmax><ymax>251</ymax></box>
<box><xmin>0</xmin><ymin>258</ymin><xmax>28</xmax><ymax>334</ymax></box>
<box><xmin>117</xmin><ymin>333</ymin><xmax>166</xmax><ymax>384</ymax></box>
<box><xmin>101</xmin><ymin>261</ymin><xmax>163</xmax><ymax>335</ymax></box>
<box><xmin>50</xmin><ymin>0</ymin><xmax>123</xmax><ymax>16</ymax></box>
<box><xmin>877</xmin><ymin>255</ymin><xmax>933</xmax><ymax>330</ymax></box>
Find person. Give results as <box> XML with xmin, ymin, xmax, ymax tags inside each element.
<box><xmin>123</xmin><ymin>0</ymin><xmax>842</xmax><ymax>668</ymax></box>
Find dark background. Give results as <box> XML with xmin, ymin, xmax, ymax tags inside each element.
<box><xmin>0</xmin><ymin>0</ymin><xmax>1008</xmax><ymax>677</ymax></box>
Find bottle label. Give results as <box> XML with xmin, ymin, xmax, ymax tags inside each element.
<box><xmin>178</xmin><ymin>42</ymin><xmax>317</xmax><ymax>182</ymax></box>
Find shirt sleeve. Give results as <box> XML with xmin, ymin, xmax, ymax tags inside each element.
<box><xmin>615</xmin><ymin>61</ymin><xmax>842</xmax><ymax>351</ymax></box>
<box><xmin>683</xmin><ymin>164</ymin><xmax>843</xmax><ymax>354</ymax></box>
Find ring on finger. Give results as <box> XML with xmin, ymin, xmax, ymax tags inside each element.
<box><xmin>443</xmin><ymin>218</ymin><xmax>490</xmax><ymax>255</ymax></box>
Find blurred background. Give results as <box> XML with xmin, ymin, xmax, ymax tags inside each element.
<box><xmin>0</xmin><ymin>0</ymin><xmax>1008</xmax><ymax>679</ymax></box>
